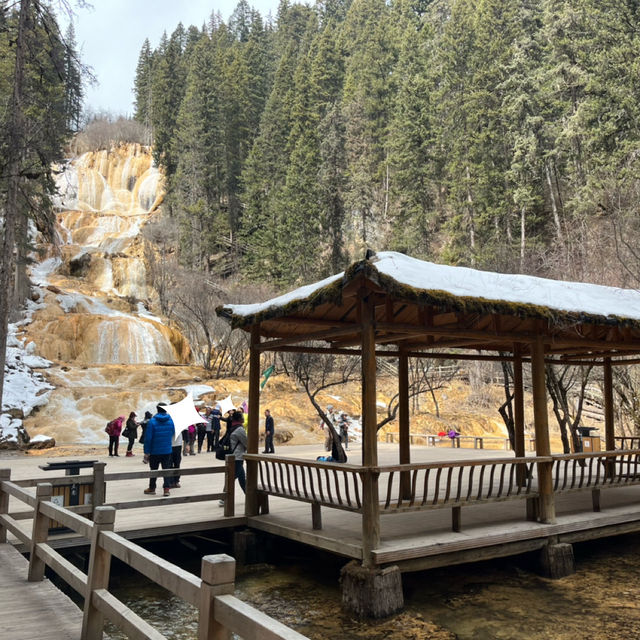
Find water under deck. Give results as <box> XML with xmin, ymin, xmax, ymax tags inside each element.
<box><xmin>5</xmin><ymin>444</ymin><xmax>640</xmax><ymax>570</ymax></box>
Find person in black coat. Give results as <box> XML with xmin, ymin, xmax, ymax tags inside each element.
<box><xmin>262</xmin><ymin>409</ymin><xmax>275</xmax><ymax>453</ymax></box>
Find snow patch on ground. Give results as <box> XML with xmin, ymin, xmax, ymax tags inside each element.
<box><xmin>169</xmin><ymin>384</ymin><xmax>216</xmax><ymax>400</ymax></box>
<box><xmin>1</xmin><ymin>318</ymin><xmax>54</xmax><ymax>445</ymax></box>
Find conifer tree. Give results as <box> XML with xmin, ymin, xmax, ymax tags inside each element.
<box><xmin>133</xmin><ymin>38</ymin><xmax>153</xmax><ymax>129</ymax></box>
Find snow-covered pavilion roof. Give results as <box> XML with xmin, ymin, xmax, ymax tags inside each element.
<box><xmin>217</xmin><ymin>251</ymin><xmax>640</xmax><ymax>359</ymax></box>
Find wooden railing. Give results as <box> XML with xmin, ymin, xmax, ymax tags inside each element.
<box><xmin>375</xmin><ymin>456</ymin><xmax>538</xmax><ymax>512</ymax></box>
<box><xmin>384</xmin><ymin>432</ymin><xmax>537</xmax><ymax>451</ymax></box>
<box><xmin>0</xmin><ymin>468</ymin><xmax>308</xmax><ymax>640</ymax></box>
<box><xmin>249</xmin><ymin>449</ymin><xmax>640</xmax><ymax>535</ymax></box>
<box><xmin>13</xmin><ymin>457</ymin><xmax>239</xmax><ymax>519</ymax></box>
<box><xmin>615</xmin><ymin>436</ymin><xmax>640</xmax><ymax>450</ymax></box>
<box><xmin>247</xmin><ymin>454</ymin><xmax>540</xmax><ymax>532</ymax></box>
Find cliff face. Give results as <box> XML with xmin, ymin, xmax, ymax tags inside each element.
<box><xmin>18</xmin><ymin>144</ymin><xmax>198</xmax><ymax>444</ymax></box>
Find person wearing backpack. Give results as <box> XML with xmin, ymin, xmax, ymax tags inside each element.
<box><xmin>105</xmin><ymin>416</ymin><xmax>124</xmax><ymax>457</ymax></box>
<box><xmin>218</xmin><ymin>410</ymin><xmax>247</xmax><ymax>506</ymax></box>
<box><xmin>143</xmin><ymin>403</ymin><xmax>175</xmax><ymax>497</ymax></box>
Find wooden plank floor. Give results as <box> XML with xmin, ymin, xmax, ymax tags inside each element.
<box><xmin>0</xmin><ymin>543</ymin><xmax>83</xmax><ymax>639</ymax></box>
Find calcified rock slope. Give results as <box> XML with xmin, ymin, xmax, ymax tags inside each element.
<box><xmin>21</xmin><ymin>145</ymin><xmax>200</xmax><ymax>444</ymax></box>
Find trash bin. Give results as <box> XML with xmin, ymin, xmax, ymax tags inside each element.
<box><xmin>577</xmin><ymin>427</ymin><xmax>601</xmax><ymax>452</ymax></box>
<box><xmin>39</xmin><ymin>460</ymin><xmax>97</xmax><ymax>532</ymax></box>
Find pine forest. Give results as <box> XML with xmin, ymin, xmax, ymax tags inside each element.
<box><xmin>133</xmin><ymin>0</ymin><xmax>640</xmax><ymax>290</ymax></box>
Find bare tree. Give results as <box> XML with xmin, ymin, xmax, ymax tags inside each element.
<box><xmin>279</xmin><ymin>349</ymin><xmax>360</xmax><ymax>462</ymax></box>
<box><xmin>498</xmin><ymin>359</ymin><xmax>517</xmax><ymax>449</ymax></box>
<box><xmin>546</xmin><ymin>363</ymin><xmax>594</xmax><ymax>454</ymax></box>
<box><xmin>612</xmin><ymin>366</ymin><xmax>640</xmax><ymax>437</ymax></box>
<box><xmin>376</xmin><ymin>355</ymin><xmax>459</xmax><ymax>430</ymax></box>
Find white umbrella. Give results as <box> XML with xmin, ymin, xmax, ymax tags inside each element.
<box><xmin>165</xmin><ymin>392</ymin><xmax>206</xmax><ymax>436</ymax></box>
<box><xmin>217</xmin><ymin>395</ymin><xmax>236</xmax><ymax>417</ymax></box>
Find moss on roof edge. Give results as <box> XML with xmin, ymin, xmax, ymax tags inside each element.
<box><xmin>216</xmin><ymin>257</ymin><xmax>640</xmax><ymax>333</ymax></box>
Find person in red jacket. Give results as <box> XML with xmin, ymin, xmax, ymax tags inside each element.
<box><xmin>106</xmin><ymin>416</ymin><xmax>124</xmax><ymax>457</ymax></box>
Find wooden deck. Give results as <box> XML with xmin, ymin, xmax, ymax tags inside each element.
<box><xmin>0</xmin><ymin>543</ymin><xmax>83</xmax><ymax>639</ymax></box>
<box><xmin>249</xmin><ymin>481</ymin><xmax>640</xmax><ymax>571</ymax></box>
<box><xmin>5</xmin><ymin>444</ymin><xmax>640</xmax><ymax>572</ymax></box>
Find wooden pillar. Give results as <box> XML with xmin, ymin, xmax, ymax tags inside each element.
<box><xmin>224</xmin><ymin>455</ymin><xmax>235</xmax><ymax>517</ymax></box>
<box><xmin>398</xmin><ymin>351</ymin><xmax>411</xmax><ymax>499</ymax></box>
<box><xmin>531</xmin><ymin>336</ymin><xmax>555</xmax><ymax>523</ymax></box>
<box><xmin>0</xmin><ymin>469</ymin><xmax>10</xmax><ymax>543</ymax></box>
<box><xmin>91</xmin><ymin>462</ymin><xmax>106</xmax><ymax>518</ymax></box>
<box><xmin>603</xmin><ymin>358</ymin><xmax>615</xmax><ymax>451</ymax></box>
<box><xmin>245</xmin><ymin>324</ymin><xmax>261</xmax><ymax>517</ymax></box>
<box><xmin>81</xmin><ymin>506</ymin><xmax>116</xmax><ymax>640</ymax></box>
<box><xmin>361</xmin><ymin>293</ymin><xmax>380</xmax><ymax>566</ymax></box>
<box><xmin>513</xmin><ymin>348</ymin><xmax>526</xmax><ymax>486</ymax></box>
<box><xmin>198</xmin><ymin>554</ymin><xmax>235</xmax><ymax>640</ymax></box>
<box><xmin>28</xmin><ymin>482</ymin><xmax>51</xmax><ymax>582</ymax></box>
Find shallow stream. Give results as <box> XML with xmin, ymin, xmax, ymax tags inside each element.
<box><xmin>92</xmin><ymin>535</ymin><xmax>640</xmax><ymax>640</ymax></box>
<box><xmin>98</xmin><ymin>532</ymin><xmax>640</xmax><ymax>640</ymax></box>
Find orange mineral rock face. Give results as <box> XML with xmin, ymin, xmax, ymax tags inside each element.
<box><xmin>22</xmin><ymin>144</ymin><xmax>194</xmax><ymax>443</ymax></box>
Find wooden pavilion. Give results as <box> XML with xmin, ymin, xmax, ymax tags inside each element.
<box><xmin>217</xmin><ymin>250</ymin><xmax>640</xmax><ymax>615</ymax></box>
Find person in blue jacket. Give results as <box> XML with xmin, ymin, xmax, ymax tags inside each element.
<box><xmin>143</xmin><ymin>402</ymin><xmax>175</xmax><ymax>497</ymax></box>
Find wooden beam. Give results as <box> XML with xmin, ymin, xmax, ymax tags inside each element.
<box><xmin>245</xmin><ymin>325</ymin><xmax>261</xmax><ymax>517</ymax></box>
<box><xmin>531</xmin><ymin>335</ymin><xmax>555</xmax><ymax>524</ymax></box>
<box><xmin>257</xmin><ymin>325</ymin><xmax>359</xmax><ymax>351</ymax></box>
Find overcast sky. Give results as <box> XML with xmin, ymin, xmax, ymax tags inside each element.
<box><xmin>65</xmin><ymin>0</ymin><xmax>280</xmax><ymax>117</ymax></box>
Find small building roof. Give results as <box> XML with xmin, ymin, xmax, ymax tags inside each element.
<box><xmin>217</xmin><ymin>251</ymin><xmax>640</xmax><ymax>359</ymax></box>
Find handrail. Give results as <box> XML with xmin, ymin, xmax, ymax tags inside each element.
<box><xmin>0</xmin><ymin>468</ymin><xmax>309</xmax><ymax>640</ymax></box>
<box><xmin>384</xmin><ymin>431</ymin><xmax>537</xmax><ymax>451</ymax></box>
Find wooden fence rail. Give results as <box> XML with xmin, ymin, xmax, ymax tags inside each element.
<box><xmin>0</xmin><ymin>469</ymin><xmax>309</xmax><ymax>640</ymax></box>
<box><xmin>12</xmin><ymin>460</ymin><xmax>235</xmax><ymax>519</ymax></box>
<box><xmin>384</xmin><ymin>432</ymin><xmax>537</xmax><ymax>451</ymax></box>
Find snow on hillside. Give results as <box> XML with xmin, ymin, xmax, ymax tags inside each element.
<box><xmin>1</xmin><ymin>294</ymin><xmax>55</xmax><ymax>448</ymax></box>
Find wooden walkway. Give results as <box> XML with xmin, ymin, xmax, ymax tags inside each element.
<box><xmin>0</xmin><ymin>543</ymin><xmax>83</xmax><ymax>639</ymax></box>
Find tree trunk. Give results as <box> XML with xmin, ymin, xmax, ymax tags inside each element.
<box><xmin>0</xmin><ymin>0</ymin><xmax>30</xmax><ymax>411</ymax></box>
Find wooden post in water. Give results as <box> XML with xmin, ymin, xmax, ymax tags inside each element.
<box><xmin>198</xmin><ymin>554</ymin><xmax>235</xmax><ymax>640</ymax></box>
<box><xmin>0</xmin><ymin>469</ymin><xmax>10</xmax><ymax>543</ymax></box>
<box><xmin>28</xmin><ymin>482</ymin><xmax>52</xmax><ymax>582</ymax></box>
<box><xmin>398</xmin><ymin>351</ymin><xmax>411</xmax><ymax>500</ymax></box>
<box><xmin>531</xmin><ymin>336</ymin><xmax>555</xmax><ymax>523</ymax></box>
<box><xmin>81</xmin><ymin>506</ymin><xmax>116</xmax><ymax>640</ymax></box>
<box><xmin>245</xmin><ymin>324</ymin><xmax>261</xmax><ymax>517</ymax></box>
